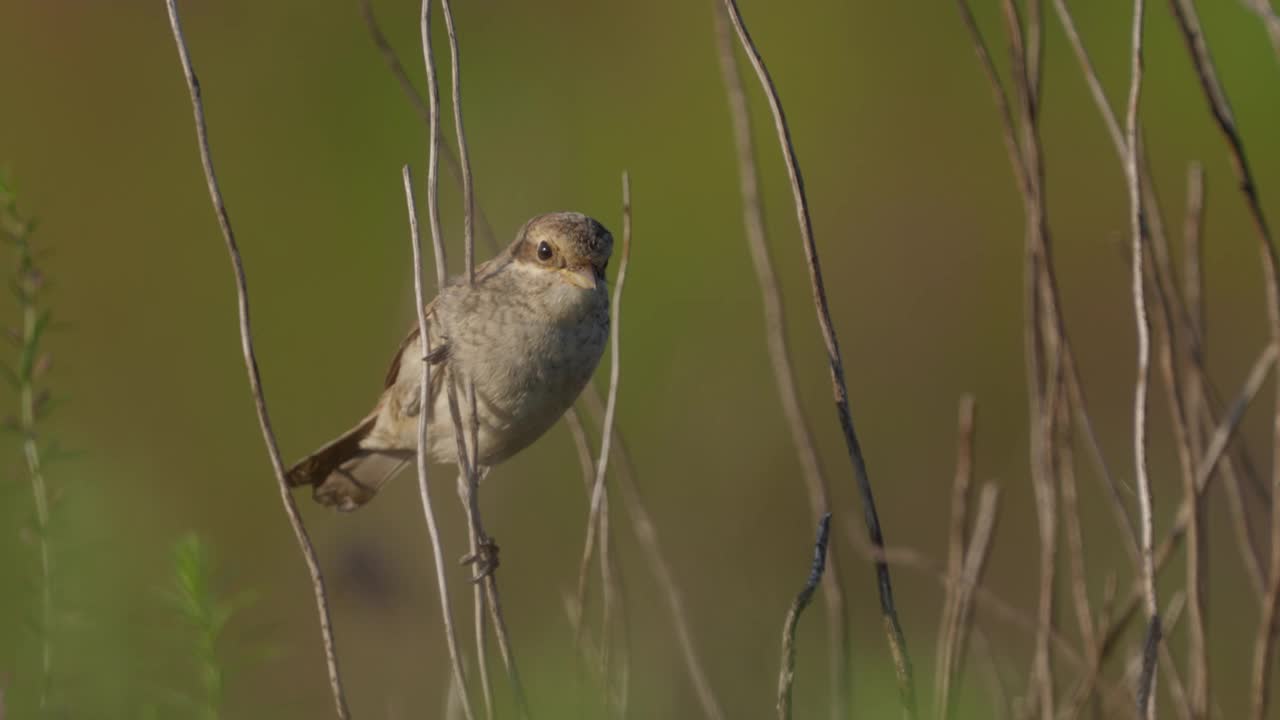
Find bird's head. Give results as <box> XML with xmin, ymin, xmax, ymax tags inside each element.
<box><xmin>511</xmin><ymin>212</ymin><xmax>613</xmax><ymax>292</ymax></box>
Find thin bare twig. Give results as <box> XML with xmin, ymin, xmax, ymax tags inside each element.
<box><xmin>994</xmin><ymin>0</ymin><xmax>1062</xmax><ymax>713</ymax></box>
<box><xmin>438</xmin><ymin>0</ymin><xmax>474</xmax><ymax>285</ymax></box>
<box><xmin>1124</xmin><ymin>3</ymin><xmax>1159</xmax><ymax>718</ymax></box>
<box><xmin>575</xmin><ymin>171</ymin><xmax>633</xmax><ymax>690</ymax></box>
<box><xmin>417</xmin><ymin>5</ymin><xmax>496</xmax><ymax>715</ymax></box>
<box><xmin>936</xmin><ymin>396</ymin><xmax>976</xmax><ymax>720</ymax></box>
<box><xmin>1066</xmin><ymin>342</ymin><xmax>1277</xmax><ymax>717</ymax></box>
<box><xmin>565</xmin><ymin>407</ymin><xmax>629</xmax><ymax>717</ymax></box>
<box><xmin>1155</xmin><ymin>594</ymin><xmax>1191</xmax><ymax>720</ymax></box>
<box><xmin>777</xmin><ymin>514</ymin><xmax>832</xmax><ymax>720</ymax></box>
<box><xmin>1057</xmin><ymin>393</ymin><xmax>1098</xmax><ymax>673</ymax></box>
<box><xmin>161</xmin><ymin>3</ymin><xmax>350</xmax><ymax>716</ymax></box>
<box><xmin>939</xmin><ymin>482</ymin><xmax>1000</xmax><ymax>720</ymax></box>
<box><xmin>582</xmin><ymin>389</ymin><xmax>727</xmax><ymax>720</ymax></box>
<box><xmin>436</xmin><ymin>3</ymin><xmax>489</xmax><ymax>714</ymax></box>
<box><xmin>971</xmin><ymin>629</ymin><xmax>1012</xmax><ymax>720</ymax></box>
<box><xmin>1243</xmin><ymin>0</ymin><xmax>1280</xmax><ymax>62</ymax></box>
<box><xmin>1053</xmin><ymin>0</ymin><xmax>1266</xmax><ymax>610</ymax></box>
<box><xmin>356</xmin><ymin>0</ymin><xmax>498</xmax><ymax>252</ymax></box>
<box><xmin>1165</xmin><ymin>3</ymin><xmax>1280</xmax><ymax>717</ymax></box>
<box><xmin>716</xmin><ymin>1</ymin><xmax>917</xmax><ymax>714</ymax></box>
<box><xmin>842</xmin><ymin>524</ymin><xmax>1139</xmax><ymax>712</ymax></box>
<box><xmin>708</xmin><ymin>4</ymin><xmax>849</xmax><ymax>717</ymax></box>
<box><xmin>404</xmin><ymin>166</ymin><xmax>476</xmax><ymax>720</ymax></box>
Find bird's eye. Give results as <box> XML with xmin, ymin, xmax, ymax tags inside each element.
<box><xmin>537</xmin><ymin>241</ymin><xmax>554</xmax><ymax>262</ymax></box>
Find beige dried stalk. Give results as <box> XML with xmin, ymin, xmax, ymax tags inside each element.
<box><xmin>403</xmin><ymin>166</ymin><xmax>477</xmax><ymax>720</ymax></box>
<box><xmin>575</xmin><ymin>171</ymin><xmax>633</xmax><ymax>704</ymax></box>
<box><xmin>1123</xmin><ymin>1</ymin><xmax>1161</xmax><ymax>716</ymax></box>
<box><xmin>716</xmin><ymin>0</ymin><xmax>917</xmax><ymax>713</ymax></box>
<box><xmin>935</xmin><ymin>396</ymin><xmax>976</xmax><ymax>720</ymax></box>
<box><xmin>161</xmin><ymin>2</ymin><xmax>351</xmax><ymax>716</ymax></box>
<box><xmin>708</xmin><ymin>4</ymin><xmax>850</xmax><ymax>717</ymax></box>
<box><xmin>581</xmin><ymin>388</ymin><xmax>727</xmax><ymax>720</ymax></box>
<box><xmin>1164</xmin><ymin>1</ymin><xmax>1280</xmax><ymax>717</ymax></box>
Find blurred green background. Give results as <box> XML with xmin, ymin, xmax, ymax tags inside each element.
<box><xmin>2</xmin><ymin>0</ymin><xmax>1279</xmax><ymax>717</ymax></box>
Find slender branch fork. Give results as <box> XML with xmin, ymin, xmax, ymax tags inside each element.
<box><xmin>715</xmin><ymin>1</ymin><xmax>917</xmax><ymax>715</ymax></box>
<box><xmin>161</xmin><ymin>1</ymin><xmax>351</xmax><ymax>716</ymax></box>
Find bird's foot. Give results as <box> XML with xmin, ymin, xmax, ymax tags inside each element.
<box><xmin>460</xmin><ymin>535</ymin><xmax>500</xmax><ymax>583</ymax></box>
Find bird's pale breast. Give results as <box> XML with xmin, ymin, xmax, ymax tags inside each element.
<box><xmin>380</xmin><ymin>265</ymin><xmax>609</xmax><ymax>467</ymax></box>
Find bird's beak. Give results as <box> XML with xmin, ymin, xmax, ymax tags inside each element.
<box><xmin>560</xmin><ymin>265</ymin><xmax>598</xmax><ymax>291</ymax></box>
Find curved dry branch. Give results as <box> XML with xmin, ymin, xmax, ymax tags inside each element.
<box><xmin>777</xmin><ymin>514</ymin><xmax>832</xmax><ymax>720</ymax></box>
<box><xmin>575</xmin><ymin>172</ymin><xmax>633</xmax><ymax>692</ymax></box>
<box><xmin>162</xmin><ymin>2</ymin><xmax>351</xmax><ymax>716</ymax></box>
<box><xmin>708</xmin><ymin>4</ymin><xmax>850</xmax><ymax>717</ymax></box>
<box><xmin>715</xmin><ymin>1</ymin><xmax>917</xmax><ymax>713</ymax></box>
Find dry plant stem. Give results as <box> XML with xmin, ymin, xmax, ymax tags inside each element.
<box><xmin>1183</xmin><ymin>163</ymin><xmax>1205</xmax><ymax>344</ymax></box>
<box><xmin>840</xmin><ymin>526</ymin><xmax>1140</xmax><ymax>711</ymax></box>
<box><xmin>708</xmin><ymin>4</ymin><xmax>849</xmax><ymax>717</ymax></box>
<box><xmin>1158</xmin><ymin>595</ymin><xmax>1191</xmax><ymax>720</ymax></box>
<box><xmin>478</xmin><ymin>563</ymin><xmax>528</xmax><ymax>720</ymax></box>
<box><xmin>1142</xmin><ymin>231</ymin><xmax>1208</xmax><ymax>716</ymax></box>
<box><xmin>403</xmin><ymin>166</ymin><xmax>477</xmax><ymax>720</ymax></box>
<box><xmin>581</xmin><ymin>388</ymin><xmax>727</xmax><ymax>720</ymax></box>
<box><xmin>418</xmin><ymin>6</ymin><xmax>518</xmax><ymax>716</ymax></box>
<box><xmin>162</xmin><ymin>3</ymin><xmax>351</xmax><ymax>716</ymax></box>
<box><xmin>1244</xmin><ymin>0</ymin><xmax>1280</xmax><ymax>61</ymax></box>
<box><xmin>1181</xmin><ymin>170</ymin><xmax>1247</xmax><ymax>610</ymax></box>
<box><xmin>1155</xmin><ymin>602</ymin><xmax>1191</xmax><ymax>720</ymax></box>
<box><xmin>1052</xmin><ymin>0</ymin><xmax>1265</xmax><ymax>607</ymax></box>
<box><xmin>575</xmin><ymin>172</ymin><xmax>632</xmax><ymax>687</ymax></box>
<box><xmin>438</xmin><ymin>0</ymin><xmax>474</xmax><ymax>285</ymax></box>
<box><xmin>1056</xmin><ymin>397</ymin><xmax>1097</xmax><ymax>666</ymax></box>
<box><xmin>356</xmin><ymin>0</ymin><xmax>498</xmax><ymax>252</ymax></box>
<box><xmin>935</xmin><ymin>396</ymin><xmax>976</xmax><ymax>720</ymax></box>
<box><xmin>971</xmin><ymin>629</ymin><xmax>1013</xmax><ymax>720</ymax></box>
<box><xmin>938</xmin><ymin>484</ymin><xmax>1000</xmax><ymax>720</ymax></box>
<box><xmin>565</xmin><ymin>408</ymin><xmax>629</xmax><ymax>717</ymax></box>
<box><xmin>1124</xmin><ymin>3</ymin><xmax>1160</xmax><ymax>718</ymax></box>
<box><xmin>777</xmin><ymin>514</ymin><xmax>832</xmax><ymax>720</ymax></box>
<box><xmin>995</xmin><ymin>1</ymin><xmax>1062</xmax><ymax>714</ymax></box>
<box><xmin>716</xmin><ymin>1</ymin><xmax>917</xmax><ymax>713</ymax></box>
<box><xmin>596</xmin><ymin>179</ymin><xmax>633</xmax><ymax>711</ymax></box>
<box><xmin>957</xmin><ymin>0</ymin><xmax>1142</xmax><ymax>574</ymax></box>
<box><xmin>1166</xmin><ymin>1</ymin><xmax>1280</xmax><ymax>716</ymax></box>
<box><xmin>1068</xmin><ymin>343</ymin><xmax>1276</xmax><ymax>716</ymax></box>
<box><xmin>437</xmin><ymin>0</ymin><xmax>488</xmax><ymax>710</ymax></box>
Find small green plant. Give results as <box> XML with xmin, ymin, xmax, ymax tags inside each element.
<box><xmin>1</xmin><ymin>173</ymin><xmax>62</xmax><ymax>714</ymax></box>
<box><xmin>161</xmin><ymin>533</ymin><xmax>256</xmax><ymax>720</ymax></box>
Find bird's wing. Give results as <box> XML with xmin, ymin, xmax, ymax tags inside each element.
<box><xmin>382</xmin><ymin>297</ymin><xmax>450</xmax><ymax>390</ymax></box>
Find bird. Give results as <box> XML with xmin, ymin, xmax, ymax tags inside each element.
<box><xmin>286</xmin><ymin>211</ymin><xmax>613</xmax><ymax>512</ymax></box>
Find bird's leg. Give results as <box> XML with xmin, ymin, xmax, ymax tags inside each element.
<box><xmin>457</xmin><ymin>467</ymin><xmax>498</xmax><ymax>582</ymax></box>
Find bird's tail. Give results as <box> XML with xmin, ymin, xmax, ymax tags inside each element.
<box><xmin>285</xmin><ymin>414</ymin><xmax>411</xmax><ymax>511</ymax></box>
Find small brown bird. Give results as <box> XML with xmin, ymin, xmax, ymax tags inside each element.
<box><xmin>286</xmin><ymin>212</ymin><xmax>613</xmax><ymax>511</ymax></box>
